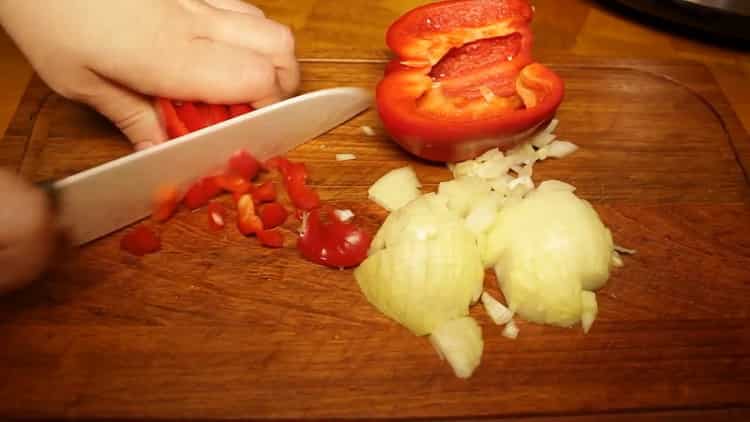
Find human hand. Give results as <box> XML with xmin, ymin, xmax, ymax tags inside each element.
<box><xmin>0</xmin><ymin>168</ymin><xmax>57</xmax><ymax>294</ymax></box>
<box><xmin>0</xmin><ymin>0</ymin><xmax>300</xmax><ymax>150</ymax></box>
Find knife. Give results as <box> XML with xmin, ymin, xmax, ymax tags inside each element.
<box><xmin>47</xmin><ymin>87</ymin><xmax>373</xmax><ymax>246</ymax></box>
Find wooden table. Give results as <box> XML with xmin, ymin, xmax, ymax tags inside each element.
<box><xmin>2</xmin><ymin>1</ymin><xmax>750</xmax><ymax>420</ymax></box>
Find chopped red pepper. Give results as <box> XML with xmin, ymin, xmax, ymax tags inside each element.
<box><xmin>215</xmin><ymin>174</ymin><xmax>252</xmax><ymax>194</ymax></box>
<box><xmin>152</xmin><ymin>185</ymin><xmax>180</xmax><ymax>223</ymax></box>
<box><xmin>206</xmin><ymin>104</ymin><xmax>230</xmax><ymax>125</ymax></box>
<box><xmin>156</xmin><ymin>98</ymin><xmax>189</xmax><ymax>139</ymax></box>
<box><xmin>257</xmin><ymin>229</ymin><xmax>284</xmax><ymax>248</ymax></box>
<box><xmin>228</xmin><ymin>104</ymin><xmax>254</xmax><ymax>118</ymax></box>
<box><xmin>297</xmin><ymin>208</ymin><xmax>372</xmax><ymax>268</ymax></box>
<box><xmin>227</xmin><ymin>149</ymin><xmax>260</xmax><ymax>181</ymax></box>
<box><xmin>183</xmin><ymin>177</ymin><xmax>222</xmax><ymax>210</ymax></box>
<box><xmin>259</xmin><ymin>202</ymin><xmax>288</xmax><ymax>229</ymax></box>
<box><xmin>174</xmin><ymin>101</ymin><xmax>208</xmax><ymax>132</ymax></box>
<box><xmin>266</xmin><ymin>157</ymin><xmax>321</xmax><ymax>210</ymax></box>
<box><xmin>120</xmin><ymin>225</ymin><xmax>161</xmax><ymax>256</ymax></box>
<box><xmin>376</xmin><ymin>0</ymin><xmax>564</xmax><ymax>162</ymax></box>
<box><xmin>236</xmin><ymin>194</ymin><xmax>264</xmax><ymax>236</ymax></box>
<box><xmin>251</xmin><ymin>180</ymin><xmax>277</xmax><ymax>203</ymax></box>
<box><xmin>207</xmin><ymin>202</ymin><xmax>227</xmax><ymax>231</ymax></box>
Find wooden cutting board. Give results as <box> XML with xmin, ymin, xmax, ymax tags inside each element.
<box><xmin>1</xmin><ymin>57</ymin><xmax>750</xmax><ymax>420</ymax></box>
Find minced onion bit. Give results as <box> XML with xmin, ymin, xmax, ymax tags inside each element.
<box><xmin>333</xmin><ymin>209</ymin><xmax>355</xmax><ymax>222</ymax></box>
<box><xmin>480</xmin><ymin>292</ymin><xmax>514</xmax><ymax>325</ymax></box>
<box><xmin>501</xmin><ymin>320</ymin><xmax>519</xmax><ymax>339</ymax></box>
<box><xmin>336</xmin><ymin>153</ymin><xmax>357</xmax><ymax>161</ymax></box>
<box><xmin>361</xmin><ymin>125</ymin><xmax>376</xmax><ymax>136</ymax></box>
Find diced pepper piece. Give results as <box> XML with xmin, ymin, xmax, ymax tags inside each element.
<box><xmin>259</xmin><ymin>202</ymin><xmax>288</xmax><ymax>229</ymax></box>
<box><xmin>257</xmin><ymin>229</ymin><xmax>284</xmax><ymax>248</ymax></box>
<box><xmin>227</xmin><ymin>149</ymin><xmax>260</xmax><ymax>181</ymax></box>
<box><xmin>251</xmin><ymin>180</ymin><xmax>277</xmax><ymax>203</ymax></box>
<box><xmin>206</xmin><ymin>104</ymin><xmax>230</xmax><ymax>125</ymax></box>
<box><xmin>183</xmin><ymin>177</ymin><xmax>221</xmax><ymax>210</ymax></box>
<box><xmin>297</xmin><ymin>208</ymin><xmax>372</xmax><ymax>268</ymax></box>
<box><xmin>120</xmin><ymin>225</ymin><xmax>161</xmax><ymax>256</ymax></box>
<box><xmin>215</xmin><ymin>174</ymin><xmax>252</xmax><ymax>194</ymax></box>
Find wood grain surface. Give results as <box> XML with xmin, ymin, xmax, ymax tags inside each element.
<box><xmin>1</xmin><ymin>0</ymin><xmax>750</xmax><ymax>420</ymax></box>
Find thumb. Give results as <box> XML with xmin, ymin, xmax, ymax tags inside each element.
<box><xmin>81</xmin><ymin>73</ymin><xmax>168</xmax><ymax>150</ymax></box>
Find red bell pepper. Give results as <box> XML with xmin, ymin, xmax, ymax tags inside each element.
<box><xmin>228</xmin><ymin>104</ymin><xmax>254</xmax><ymax>118</ymax></box>
<box><xmin>174</xmin><ymin>101</ymin><xmax>208</xmax><ymax>132</ymax></box>
<box><xmin>207</xmin><ymin>202</ymin><xmax>227</xmax><ymax>231</ymax></box>
<box><xmin>376</xmin><ymin>0</ymin><xmax>564</xmax><ymax>162</ymax></box>
<box><xmin>257</xmin><ymin>229</ymin><xmax>284</xmax><ymax>248</ymax></box>
<box><xmin>152</xmin><ymin>185</ymin><xmax>180</xmax><ymax>223</ymax></box>
<box><xmin>183</xmin><ymin>177</ymin><xmax>222</xmax><ymax>210</ymax></box>
<box><xmin>215</xmin><ymin>174</ymin><xmax>252</xmax><ymax>194</ymax></box>
<box><xmin>265</xmin><ymin>157</ymin><xmax>320</xmax><ymax>210</ymax></box>
<box><xmin>251</xmin><ymin>180</ymin><xmax>277</xmax><ymax>203</ymax></box>
<box><xmin>157</xmin><ymin>98</ymin><xmax>189</xmax><ymax>139</ymax></box>
<box><xmin>120</xmin><ymin>225</ymin><xmax>161</xmax><ymax>256</ymax></box>
<box><xmin>206</xmin><ymin>104</ymin><xmax>230</xmax><ymax>125</ymax></box>
<box><xmin>297</xmin><ymin>208</ymin><xmax>372</xmax><ymax>268</ymax></box>
<box><xmin>259</xmin><ymin>202</ymin><xmax>288</xmax><ymax>229</ymax></box>
<box><xmin>236</xmin><ymin>194</ymin><xmax>264</xmax><ymax>235</ymax></box>
<box><xmin>227</xmin><ymin>149</ymin><xmax>260</xmax><ymax>181</ymax></box>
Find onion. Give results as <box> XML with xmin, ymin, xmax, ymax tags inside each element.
<box><xmin>486</xmin><ymin>189</ymin><xmax>615</xmax><ymax>327</ymax></box>
<box><xmin>437</xmin><ymin>176</ymin><xmax>492</xmax><ymax>218</ymax></box>
<box><xmin>355</xmin><ymin>194</ymin><xmax>484</xmax><ymax>336</ymax></box>
<box><xmin>481</xmin><ymin>292</ymin><xmax>514</xmax><ymax>325</ymax></box>
<box><xmin>614</xmin><ymin>245</ymin><xmax>637</xmax><ymax>255</ymax></box>
<box><xmin>536</xmin><ymin>180</ymin><xmax>576</xmax><ymax>193</ymax></box>
<box><xmin>368</xmin><ymin>166</ymin><xmax>421</xmax><ymax>211</ymax></box>
<box><xmin>429</xmin><ymin>317</ymin><xmax>483</xmax><ymax>379</ymax></box>
<box><xmin>361</xmin><ymin>125</ymin><xmax>376</xmax><ymax>136</ymax></box>
<box><xmin>581</xmin><ymin>291</ymin><xmax>598</xmax><ymax>334</ymax></box>
<box><xmin>543</xmin><ymin>140</ymin><xmax>579</xmax><ymax>158</ymax></box>
<box><xmin>336</xmin><ymin>153</ymin><xmax>357</xmax><ymax>161</ymax></box>
<box><xmin>333</xmin><ymin>209</ymin><xmax>355</xmax><ymax>222</ymax></box>
<box><xmin>501</xmin><ymin>320</ymin><xmax>519</xmax><ymax>339</ymax></box>
<box><xmin>465</xmin><ymin>193</ymin><xmax>502</xmax><ymax>235</ymax></box>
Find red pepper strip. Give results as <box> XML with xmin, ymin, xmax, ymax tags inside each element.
<box><xmin>174</xmin><ymin>101</ymin><xmax>208</xmax><ymax>132</ymax></box>
<box><xmin>251</xmin><ymin>180</ymin><xmax>276</xmax><ymax>203</ymax></box>
<box><xmin>156</xmin><ymin>98</ymin><xmax>189</xmax><ymax>139</ymax></box>
<box><xmin>297</xmin><ymin>208</ymin><xmax>372</xmax><ymax>268</ymax></box>
<box><xmin>236</xmin><ymin>194</ymin><xmax>263</xmax><ymax>236</ymax></box>
<box><xmin>120</xmin><ymin>225</ymin><xmax>161</xmax><ymax>256</ymax></box>
<box><xmin>215</xmin><ymin>174</ymin><xmax>252</xmax><ymax>194</ymax></box>
<box><xmin>206</xmin><ymin>104</ymin><xmax>230</xmax><ymax>125</ymax></box>
<box><xmin>228</xmin><ymin>104</ymin><xmax>254</xmax><ymax>118</ymax></box>
<box><xmin>257</xmin><ymin>229</ymin><xmax>284</xmax><ymax>248</ymax></box>
<box><xmin>152</xmin><ymin>185</ymin><xmax>180</xmax><ymax>223</ymax></box>
<box><xmin>207</xmin><ymin>202</ymin><xmax>226</xmax><ymax>230</ymax></box>
<box><xmin>227</xmin><ymin>149</ymin><xmax>260</xmax><ymax>181</ymax></box>
<box><xmin>259</xmin><ymin>202</ymin><xmax>288</xmax><ymax>229</ymax></box>
<box><xmin>183</xmin><ymin>177</ymin><xmax>222</xmax><ymax>210</ymax></box>
<box><xmin>376</xmin><ymin>0</ymin><xmax>564</xmax><ymax>162</ymax></box>
<box><xmin>266</xmin><ymin>157</ymin><xmax>320</xmax><ymax>210</ymax></box>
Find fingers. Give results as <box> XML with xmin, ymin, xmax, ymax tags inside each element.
<box><xmin>202</xmin><ymin>0</ymin><xmax>265</xmax><ymax>16</ymax></box>
<box><xmin>201</xmin><ymin>10</ymin><xmax>300</xmax><ymax>97</ymax></box>
<box><xmin>136</xmin><ymin>38</ymin><xmax>284</xmax><ymax>104</ymax></box>
<box><xmin>0</xmin><ymin>168</ymin><xmax>56</xmax><ymax>294</ymax></box>
<box><xmin>77</xmin><ymin>72</ymin><xmax>168</xmax><ymax>149</ymax></box>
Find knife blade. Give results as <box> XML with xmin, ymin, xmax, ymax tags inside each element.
<box><xmin>51</xmin><ymin>87</ymin><xmax>372</xmax><ymax>246</ymax></box>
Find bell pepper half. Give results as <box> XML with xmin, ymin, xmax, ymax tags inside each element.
<box><xmin>376</xmin><ymin>0</ymin><xmax>564</xmax><ymax>162</ymax></box>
